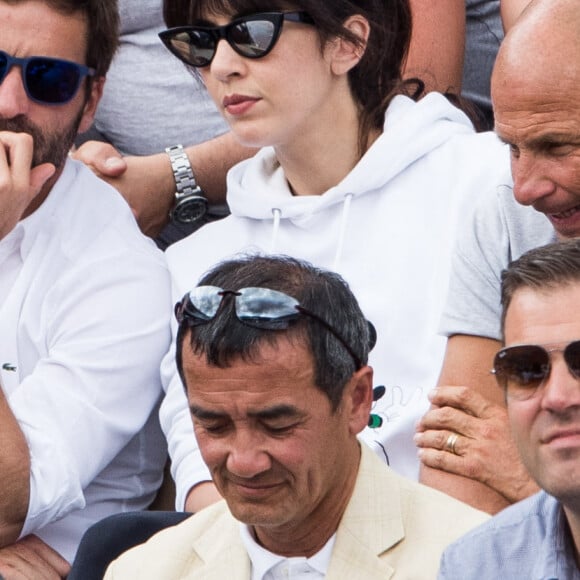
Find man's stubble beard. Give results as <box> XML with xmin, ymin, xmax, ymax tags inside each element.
<box><xmin>0</xmin><ymin>106</ymin><xmax>84</xmax><ymax>169</ymax></box>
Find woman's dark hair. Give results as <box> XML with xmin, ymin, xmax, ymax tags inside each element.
<box><xmin>164</xmin><ymin>0</ymin><xmax>414</xmax><ymax>154</ymax></box>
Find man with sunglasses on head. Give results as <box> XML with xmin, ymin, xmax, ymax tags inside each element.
<box><xmin>0</xmin><ymin>0</ymin><xmax>171</xmax><ymax>576</ymax></box>
<box><xmin>104</xmin><ymin>255</ymin><xmax>486</xmax><ymax>579</ymax></box>
<box><xmin>438</xmin><ymin>239</ymin><xmax>580</xmax><ymax>579</ymax></box>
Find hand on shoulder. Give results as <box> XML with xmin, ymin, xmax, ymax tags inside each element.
<box><xmin>415</xmin><ymin>385</ymin><xmax>539</xmax><ymax>505</ymax></box>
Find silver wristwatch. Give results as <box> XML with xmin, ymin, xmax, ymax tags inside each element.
<box><xmin>166</xmin><ymin>144</ymin><xmax>208</xmax><ymax>224</ymax></box>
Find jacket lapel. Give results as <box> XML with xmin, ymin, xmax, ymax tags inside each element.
<box><xmin>327</xmin><ymin>540</ymin><xmax>395</xmax><ymax>580</ymax></box>
<box><xmin>184</xmin><ymin>445</ymin><xmax>403</xmax><ymax>580</ymax></box>
<box><xmin>189</xmin><ymin>513</ymin><xmax>251</xmax><ymax>580</ymax></box>
<box><xmin>327</xmin><ymin>444</ymin><xmax>405</xmax><ymax>580</ymax></box>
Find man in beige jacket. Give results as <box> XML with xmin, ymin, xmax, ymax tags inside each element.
<box><xmin>106</xmin><ymin>256</ymin><xmax>487</xmax><ymax>579</ymax></box>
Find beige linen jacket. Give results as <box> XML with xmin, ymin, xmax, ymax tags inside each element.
<box><xmin>105</xmin><ymin>444</ymin><xmax>488</xmax><ymax>579</ymax></box>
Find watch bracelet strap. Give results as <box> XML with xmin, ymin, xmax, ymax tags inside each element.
<box><xmin>165</xmin><ymin>144</ymin><xmax>204</xmax><ymax>199</ymax></box>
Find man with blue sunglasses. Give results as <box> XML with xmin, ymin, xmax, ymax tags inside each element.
<box><xmin>104</xmin><ymin>255</ymin><xmax>487</xmax><ymax>579</ymax></box>
<box><xmin>0</xmin><ymin>0</ymin><xmax>171</xmax><ymax>577</ymax></box>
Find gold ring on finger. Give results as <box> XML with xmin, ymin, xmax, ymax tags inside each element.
<box><xmin>445</xmin><ymin>433</ymin><xmax>459</xmax><ymax>455</ymax></box>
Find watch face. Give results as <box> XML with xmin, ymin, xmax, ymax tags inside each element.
<box><xmin>172</xmin><ymin>195</ymin><xmax>208</xmax><ymax>224</ymax></box>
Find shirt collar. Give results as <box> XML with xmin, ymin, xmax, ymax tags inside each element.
<box><xmin>240</xmin><ymin>523</ymin><xmax>336</xmax><ymax>580</ymax></box>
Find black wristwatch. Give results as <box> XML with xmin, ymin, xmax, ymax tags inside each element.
<box><xmin>166</xmin><ymin>144</ymin><xmax>208</xmax><ymax>224</ymax></box>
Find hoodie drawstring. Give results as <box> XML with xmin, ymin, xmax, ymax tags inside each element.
<box><xmin>269</xmin><ymin>196</ymin><xmax>353</xmax><ymax>269</ymax></box>
<box><xmin>333</xmin><ymin>193</ymin><xmax>353</xmax><ymax>270</ymax></box>
<box><xmin>269</xmin><ymin>208</ymin><xmax>282</xmax><ymax>253</ymax></box>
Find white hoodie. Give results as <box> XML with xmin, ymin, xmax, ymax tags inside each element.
<box><xmin>161</xmin><ymin>92</ymin><xmax>511</xmax><ymax>508</ymax></box>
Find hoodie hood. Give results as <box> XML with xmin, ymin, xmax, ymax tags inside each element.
<box><xmin>226</xmin><ymin>92</ymin><xmax>476</xmax><ymax>221</ymax></box>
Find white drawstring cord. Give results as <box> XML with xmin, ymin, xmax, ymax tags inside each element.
<box><xmin>333</xmin><ymin>193</ymin><xmax>353</xmax><ymax>269</ymax></box>
<box><xmin>269</xmin><ymin>208</ymin><xmax>282</xmax><ymax>253</ymax></box>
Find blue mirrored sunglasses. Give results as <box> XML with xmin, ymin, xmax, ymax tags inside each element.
<box><xmin>175</xmin><ymin>285</ymin><xmax>368</xmax><ymax>370</ymax></box>
<box><xmin>0</xmin><ymin>50</ymin><xmax>95</xmax><ymax>105</ymax></box>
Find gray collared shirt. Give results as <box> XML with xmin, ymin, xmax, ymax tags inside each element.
<box><xmin>438</xmin><ymin>491</ymin><xmax>580</xmax><ymax>580</ymax></box>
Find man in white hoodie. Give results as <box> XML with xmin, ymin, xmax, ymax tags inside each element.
<box><xmin>158</xmin><ymin>0</ymin><xmax>510</xmax><ymax>513</ymax></box>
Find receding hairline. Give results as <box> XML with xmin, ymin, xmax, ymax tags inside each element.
<box><xmin>494</xmin><ymin>0</ymin><xmax>580</xmax><ymax>81</ymax></box>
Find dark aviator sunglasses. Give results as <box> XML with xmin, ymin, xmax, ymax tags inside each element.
<box><xmin>492</xmin><ymin>339</ymin><xmax>580</xmax><ymax>400</ymax></box>
<box><xmin>0</xmin><ymin>50</ymin><xmax>95</xmax><ymax>105</ymax></box>
<box><xmin>175</xmin><ymin>285</ymin><xmax>377</xmax><ymax>371</ymax></box>
<box><xmin>159</xmin><ymin>11</ymin><xmax>315</xmax><ymax>68</ymax></box>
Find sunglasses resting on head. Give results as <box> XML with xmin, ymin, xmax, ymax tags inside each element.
<box><xmin>176</xmin><ymin>285</ymin><xmax>383</xmax><ymax>428</ymax></box>
<box><xmin>175</xmin><ymin>285</ymin><xmax>366</xmax><ymax>370</ymax></box>
<box><xmin>492</xmin><ymin>339</ymin><xmax>580</xmax><ymax>400</ymax></box>
<box><xmin>0</xmin><ymin>50</ymin><xmax>94</xmax><ymax>106</ymax></box>
<box><xmin>159</xmin><ymin>11</ymin><xmax>315</xmax><ymax>68</ymax></box>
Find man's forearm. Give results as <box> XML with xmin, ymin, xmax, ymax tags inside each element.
<box><xmin>74</xmin><ymin>131</ymin><xmax>256</xmax><ymax>238</ymax></box>
<box><xmin>185</xmin><ymin>132</ymin><xmax>257</xmax><ymax>206</ymax></box>
<box><xmin>146</xmin><ymin>132</ymin><xmax>255</xmax><ymax>234</ymax></box>
<box><xmin>184</xmin><ymin>481</ymin><xmax>222</xmax><ymax>513</ymax></box>
<box><xmin>0</xmin><ymin>386</ymin><xmax>30</xmax><ymax>546</ymax></box>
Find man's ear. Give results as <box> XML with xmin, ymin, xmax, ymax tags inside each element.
<box><xmin>343</xmin><ymin>365</ymin><xmax>374</xmax><ymax>436</ymax></box>
<box><xmin>327</xmin><ymin>14</ymin><xmax>371</xmax><ymax>76</ymax></box>
<box><xmin>78</xmin><ymin>76</ymin><xmax>105</xmax><ymax>134</ymax></box>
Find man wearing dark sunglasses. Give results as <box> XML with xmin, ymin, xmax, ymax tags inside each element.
<box><xmin>439</xmin><ymin>239</ymin><xmax>580</xmax><ymax>579</ymax></box>
<box><xmin>0</xmin><ymin>0</ymin><xmax>171</xmax><ymax>577</ymax></box>
<box><xmin>103</xmin><ymin>255</ymin><xmax>486</xmax><ymax>579</ymax></box>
